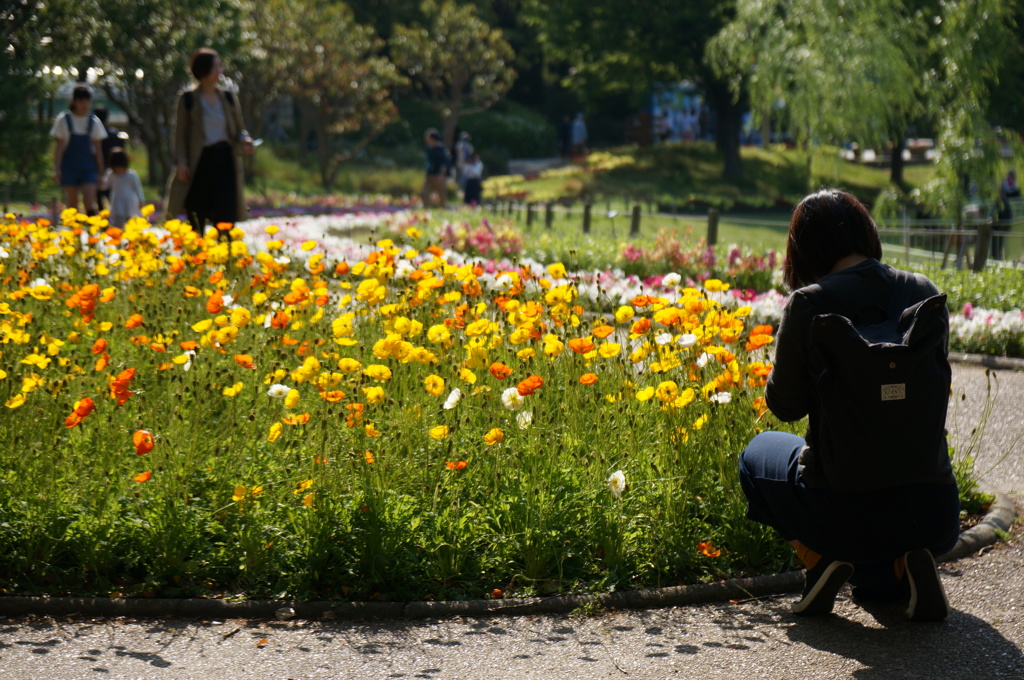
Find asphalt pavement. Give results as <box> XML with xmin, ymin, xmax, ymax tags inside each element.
<box><xmin>1</xmin><ymin>361</ymin><xmax>1022</xmax><ymax>680</ymax></box>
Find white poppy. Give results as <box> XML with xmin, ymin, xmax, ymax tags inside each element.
<box><xmin>607</xmin><ymin>470</ymin><xmax>626</xmax><ymax>498</ymax></box>
<box><xmin>501</xmin><ymin>387</ymin><xmax>525</xmax><ymax>411</ymax></box>
<box><xmin>443</xmin><ymin>388</ymin><xmax>462</xmax><ymax>410</ymax></box>
<box><xmin>267</xmin><ymin>384</ymin><xmax>290</xmax><ymax>398</ymax></box>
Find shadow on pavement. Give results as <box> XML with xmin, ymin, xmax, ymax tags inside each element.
<box><xmin>786</xmin><ymin>607</ymin><xmax>1024</xmax><ymax>679</ymax></box>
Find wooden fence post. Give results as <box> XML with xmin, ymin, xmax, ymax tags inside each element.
<box><xmin>526</xmin><ymin>203</ymin><xmax>534</xmax><ymax>229</ymax></box>
<box><xmin>973</xmin><ymin>220</ymin><xmax>992</xmax><ymax>271</ymax></box>
<box><xmin>545</xmin><ymin>203</ymin><xmax>554</xmax><ymax>229</ymax></box>
<box><xmin>583</xmin><ymin>202</ymin><xmax>592</xmax><ymax>235</ymax></box>
<box><xmin>707</xmin><ymin>208</ymin><xmax>719</xmax><ymax>246</ymax></box>
<box><xmin>629</xmin><ymin>204</ymin><xmax>641</xmax><ymax>236</ymax></box>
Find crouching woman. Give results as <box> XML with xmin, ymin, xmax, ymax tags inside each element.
<box><xmin>739</xmin><ymin>189</ymin><xmax>960</xmax><ymax>620</ymax></box>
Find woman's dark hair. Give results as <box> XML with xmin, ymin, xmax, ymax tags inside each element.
<box><xmin>783</xmin><ymin>189</ymin><xmax>882</xmax><ymax>290</ymax></box>
<box><xmin>109</xmin><ymin>147</ymin><xmax>129</xmax><ymax>169</ymax></box>
<box><xmin>190</xmin><ymin>48</ymin><xmax>219</xmax><ymax>80</ymax></box>
<box><xmin>70</xmin><ymin>85</ymin><xmax>92</xmax><ymax>107</ymax></box>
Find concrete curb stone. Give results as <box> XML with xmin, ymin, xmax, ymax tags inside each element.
<box><xmin>1</xmin><ymin>494</ymin><xmax>1014</xmax><ymax>622</ymax></box>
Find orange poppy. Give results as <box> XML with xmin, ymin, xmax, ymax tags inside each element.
<box><xmin>234</xmin><ymin>354</ymin><xmax>257</xmax><ymax>369</ymax></box>
<box><xmin>517</xmin><ymin>374</ymin><xmax>544</xmax><ymax>396</ymax></box>
<box><xmin>208</xmin><ymin>270</ymin><xmax>224</xmax><ymax>284</ymax></box>
<box><xmin>567</xmin><ymin>337</ymin><xmax>595</xmax><ymax>354</ymax></box>
<box><xmin>94</xmin><ymin>353</ymin><xmax>109</xmax><ymax>372</ymax></box>
<box><xmin>133</xmin><ymin>471</ymin><xmax>152</xmax><ymax>483</ymax></box>
<box><xmin>133</xmin><ymin>429</ymin><xmax>155</xmax><ymax>455</ymax></box>
<box><xmin>445</xmin><ymin>460</ymin><xmax>467</xmax><ymax>470</ymax></box>
<box><xmin>91</xmin><ymin>338</ymin><xmax>108</xmax><ymax>354</ymax></box>
<box><xmin>206</xmin><ymin>291</ymin><xmax>224</xmax><ymax>314</ymax></box>
<box><xmin>592</xmin><ymin>324</ymin><xmax>615</xmax><ymax>339</ymax></box>
<box><xmin>697</xmin><ymin>541</ymin><xmax>721</xmax><ymax>558</ymax></box>
<box><xmin>579</xmin><ymin>373</ymin><xmax>599</xmax><ymax>385</ymax></box>
<box><xmin>179</xmin><ymin>340</ymin><xmax>199</xmax><ymax>351</ymax></box>
<box><xmin>124</xmin><ymin>313</ymin><xmax>144</xmax><ymax>329</ymax></box>
<box><xmin>283</xmin><ymin>413</ymin><xmax>311</xmax><ymax>425</ymax></box>
<box><xmin>320</xmin><ymin>390</ymin><xmax>345</xmax><ymax>403</ymax></box>
<box><xmin>489</xmin><ymin>362</ymin><xmax>512</xmax><ymax>380</ymax></box>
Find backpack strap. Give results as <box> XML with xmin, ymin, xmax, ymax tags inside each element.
<box><xmin>64</xmin><ymin>113</ymin><xmax>74</xmax><ymax>135</ymax></box>
<box><xmin>183</xmin><ymin>90</ymin><xmax>194</xmax><ymax>111</ymax></box>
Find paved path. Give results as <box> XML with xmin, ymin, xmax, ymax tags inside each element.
<box><xmin>1</xmin><ymin>363</ymin><xmax>1021</xmax><ymax>680</ymax></box>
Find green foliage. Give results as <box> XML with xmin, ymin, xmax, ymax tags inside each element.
<box><xmin>268</xmin><ymin>0</ymin><xmax>405</xmax><ymax>191</ymax></box>
<box><xmin>390</xmin><ymin>0</ymin><xmax>517</xmax><ymax>147</ymax></box>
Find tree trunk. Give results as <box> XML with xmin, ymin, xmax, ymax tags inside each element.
<box><xmin>706</xmin><ymin>78</ymin><xmax>744</xmax><ymax>181</ymax></box>
<box><xmin>889</xmin><ymin>133</ymin><xmax>907</xmax><ymax>189</ymax></box>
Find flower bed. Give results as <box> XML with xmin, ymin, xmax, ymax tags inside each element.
<box><xmin>1</xmin><ymin>209</ymin><xmax>792</xmax><ymax>600</ymax></box>
<box><xmin>0</xmin><ymin>207</ymin><xmax>1014</xmax><ymax>602</ymax></box>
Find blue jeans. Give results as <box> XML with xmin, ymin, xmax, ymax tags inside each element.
<box><xmin>739</xmin><ymin>431</ymin><xmax>960</xmax><ymax>589</ymax></box>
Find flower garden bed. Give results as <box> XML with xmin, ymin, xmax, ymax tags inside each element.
<box><xmin>0</xmin><ymin>206</ymin><xmax>1013</xmax><ymax>603</ymax></box>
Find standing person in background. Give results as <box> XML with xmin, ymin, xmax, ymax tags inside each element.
<box><xmin>93</xmin><ymin>106</ymin><xmax>119</xmax><ymax>212</ymax></box>
<box><xmin>421</xmin><ymin>128</ymin><xmax>448</xmax><ymax>208</ymax></box>
<box><xmin>557</xmin><ymin>114</ymin><xmax>572</xmax><ymax>157</ymax></box>
<box><xmin>462</xmin><ymin>153</ymin><xmax>484</xmax><ymax>206</ymax></box>
<box><xmin>571</xmin><ymin>113</ymin><xmax>588</xmax><ymax>158</ymax></box>
<box><xmin>101</xmin><ymin>147</ymin><xmax>145</xmax><ymax>228</ymax></box>
<box><xmin>165</xmin><ymin>47</ymin><xmax>253</xmax><ymax>234</ymax></box>
<box><xmin>453</xmin><ymin>131</ymin><xmax>474</xmax><ymax>192</ymax></box>
<box><xmin>994</xmin><ymin>169</ymin><xmax>1019</xmax><ymax>260</ymax></box>
<box><xmin>50</xmin><ymin>85</ymin><xmax>107</xmax><ymax>216</ymax></box>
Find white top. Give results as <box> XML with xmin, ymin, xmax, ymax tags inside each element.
<box><xmin>462</xmin><ymin>160</ymin><xmax>483</xmax><ymax>180</ymax></box>
<box><xmin>102</xmin><ymin>168</ymin><xmax>145</xmax><ymax>222</ymax></box>
<box><xmin>200</xmin><ymin>95</ymin><xmax>229</xmax><ymax>145</ymax></box>
<box><xmin>49</xmin><ymin>111</ymin><xmax>109</xmax><ymax>142</ymax></box>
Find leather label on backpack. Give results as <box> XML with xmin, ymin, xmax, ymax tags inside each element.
<box><xmin>881</xmin><ymin>383</ymin><xmax>907</xmax><ymax>401</ymax></box>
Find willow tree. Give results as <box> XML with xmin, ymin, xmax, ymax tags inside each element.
<box><xmin>708</xmin><ymin>0</ymin><xmax>923</xmax><ymax>187</ymax></box>
<box><xmin>708</xmin><ymin>0</ymin><xmax>1020</xmax><ymax>213</ymax></box>
<box><xmin>390</xmin><ymin>0</ymin><xmax>516</xmax><ymax>147</ymax></box>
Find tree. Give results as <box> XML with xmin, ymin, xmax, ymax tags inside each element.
<box><xmin>708</xmin><ymin>0</ymin><xmax>931</xmax><ymax>187</ymax></box>
<box><xmin>1</xmin><ymin>0</ymin><xmax>101</xmax><ymax>196</ymax></box>
<box><xmin>88</xmin><ymin>0</ymin><xmax>247</xmax><ymax>185</ymax></box>
<box><xmin>390</xmin><ymin>0</ymin><xmax>517</xmax><ymax>147</ymax></box>
<box><xmin>274</xmin><ymin>0</ymin><xmax>404</xmax><ymax>191</ymax></box>
<box><xmin>523</xmin><ymin>0</ymin><xmax>747</xmax><ymax>179</ymax></box>
<box><xmin>709</xmin><ymin>0</ymin><xmax>1020</xmax><ymax>211</ymax></box>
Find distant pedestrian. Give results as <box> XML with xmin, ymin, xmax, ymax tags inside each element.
<box><xmin>462</xmin><ymin>153</ymin><xmax>483</xmax><ymax>205</ymax></box>
<box><xmin>50</xmin><ymin>85</ymin><xmax>108</xmax><ymax>216</ymax></box>
<box><xmin>101</xmin><ymin>147</ymin><xmax>144</xmax><ymax>228</ymax></box>
<box><xmin>557</xmin><ymin>114</ymin><xmax>572</xmax><ymax>157</ymax></box>
<box><xmin>93</xmin><ymin>106</ymin><xmax>119</xmax><ymax>211</ymax></box>
<box><xmin>571</xmin><ymin>113</ymin><xmax>588</xmax><ymax>158</ymax></box>
<box><xmin>165</xmin><ymin>47</ymin><xmax>253</xmax><ymax>233</ymax></box>
<box><xmin>994</xmin><ymin>169</ymin><xmax>1019</xmax><ymax>260</ymax></box>
<box><xmin>422</xmin><ymin>128</ymin><xmax>448</xmax><ymax>208</ymax></box>
<box><xmin>454</xmin><ymin>131</ymin><xmax>474</xmax><ymax>190</ymax></box>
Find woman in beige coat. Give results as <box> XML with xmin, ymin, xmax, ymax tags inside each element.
<box><xmin>165</xmin><ymin>48</ymin><xmax>252</xmax><ymax>232</ymax></box>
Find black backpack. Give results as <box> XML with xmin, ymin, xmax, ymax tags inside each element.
<box><xmin>804</xmin><ymin>279</ymin><xmax>951</xmax><ymax>491</ymax></box>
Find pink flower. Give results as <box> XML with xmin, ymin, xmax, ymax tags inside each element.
<box><xmin>963</xmin><ymin>303</ymin><xmax>974</xmax><ymax>320</ymax></box>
